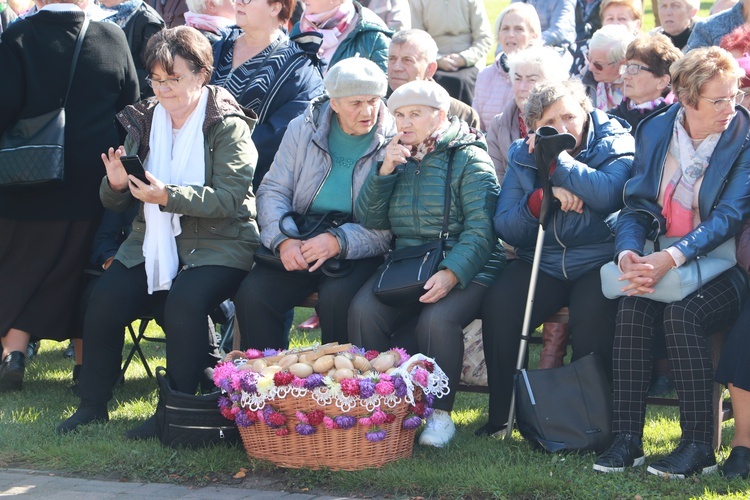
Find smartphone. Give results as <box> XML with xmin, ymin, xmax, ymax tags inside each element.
<box><xmin>120</xmin><ymin>155</ymin><xmax>150</xmax><ymax>185</ymax></box>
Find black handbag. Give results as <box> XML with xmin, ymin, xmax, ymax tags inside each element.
<box><xmin>0</xmin><ymin>18</ymin><xmax>88</xmax><ymax>190</ymax></box>
<box><xmin>372</xmin><ymin>149</ymin><xmax>456</xmax><ymax>306</ymax></box>
<box><xmin>155</xmin><ymin>367</ymin><xmax>240</xmax><ymax>448</ymax></box>
<box><xmin>514</xmin><ymin>353</ymin><xmax>613</xmax><ymax>453</ymax></box>
<box><xmin>253</xmin><ymin>210</ymin><xmax>353</xmax><ymax>278</ymax></box>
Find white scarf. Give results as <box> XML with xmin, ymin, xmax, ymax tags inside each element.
<box><xmin>143</xmin><ymin>87</ymin><xmax>208</xmax><ymax>293</ymax></box>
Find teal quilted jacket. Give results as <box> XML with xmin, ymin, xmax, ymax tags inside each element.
<box><xmin>355</xmin><ymin>117</ymin><xmax>505</xmax><ymax>287</ymax></box>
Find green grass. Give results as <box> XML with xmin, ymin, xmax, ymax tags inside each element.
<box><xmin>2</xmin><ymin>311</ymin><xmax>749</xmax><ymax>498</ymax></box>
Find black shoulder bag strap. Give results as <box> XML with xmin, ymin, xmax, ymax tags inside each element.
<box><xmin>62</xmin><ymin>17</ymin><xmax>89</xmax><ymax>109</ymax></box>
<box><xmin>439</xmin><ymin>147</ymin><xmax>457</xmax><ymax>242</ymax></box>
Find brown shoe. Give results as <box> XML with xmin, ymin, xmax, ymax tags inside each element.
<box><xmin>537</xmin><ymin>322</ymin><xmax>569</xmax><ymax>369</ymax></box>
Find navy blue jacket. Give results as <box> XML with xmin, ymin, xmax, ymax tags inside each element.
<box><xmin>211</xmin><ymin>30</ymin><xmax>325</xmax><ymax>190</ymax></box>
<box><xmin>495</xmin><ymin>109</ymin><xmax>634</xmax><ymax>281</ymax></box>
<box><xmin>616</xmin><ymin>103</ymin><xmax>750</xmax><ymax>264</ymax></box>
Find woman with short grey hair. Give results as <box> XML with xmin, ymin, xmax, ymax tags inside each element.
<box><xmin>581</xmin><ymin>24</ymin><xmax>634</xmax><ymax>110</ymax></box>
<box><xmin>477</xmin><ymin>78</ymin><xmax>635</xmax><ymax>438</ymax></box>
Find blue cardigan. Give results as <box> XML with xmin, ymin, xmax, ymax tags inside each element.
<box><xmin>685</xmin><ymin>1</ymin><xmax>745</xmax><ymax>52</ymax></box>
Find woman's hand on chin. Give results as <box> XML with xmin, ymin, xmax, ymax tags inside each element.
<box><xmin>380</xmin><ymin>132</ymin><xmax>410</xmax><ymax>175</ymax></box>
<box><xmin>301</xmin><ymin>233</ymin><xmax>342</xmax><ymax>272</ymax></box>
<box><xmin>419</xmin><ymin>269</ymin><xmax>459</xmax><ymax>304</ymax></box>
<box><xmin>129</xmin><ymin>171</ymin><xmax>168</xmax><ymax>206</ymax></box>
<box><xmin>618</xmin><ymin>251</ymin><xmax>675</xmax><ymax>296</ymax></box>
<box><xmin>101</xmin><ymin>146</ymin><xmax>130</xmax><ymax>192</ymax></box>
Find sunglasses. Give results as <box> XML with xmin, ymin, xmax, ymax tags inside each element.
<box><xmin>586</xmin><ymin>57</ymin><xmax>618</xmax><ymax>72</ymax></box>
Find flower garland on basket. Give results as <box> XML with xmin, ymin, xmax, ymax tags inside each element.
<box><xmin>213</xmin><ymin>344</ymin><xmax>449</xmax><ymax>451</ymax></box>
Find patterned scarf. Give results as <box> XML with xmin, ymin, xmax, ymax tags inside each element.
<box><xmin>101</xmin><ymin>0</ymin><xmax>141</xmax><ymax>27</ymax></box>
<box><xmin>661</xmin><ymin>107</ymin><xmax>722</xmax><ymax>237</ymax></box>
<box><xmin>595</xmin><ymin>81</ymin><xmax>623</xmax><ymax>110</ymax></box>
<box><xmin>184</xmin><ymin>12</ymin><xmax>234</xmax><ymax>35</ymax></box>
<box><xmin>626</xmin><ymin>93</ymin><xmax>674</xmax><ymax>111</ymax></box>
<box><xmin>300</xmin><ymin>2</ymin><xmax>356</xmax><ymax>56</ymax></box>
<box><xmin>518</xmin><ymin>108</ymin><xmax>528</xmax><ymax>138</ymax></box>
<box><xmin>408</xmin><ymin>121</ymin><xmax>451</xmax><ymax>162</ymax></box>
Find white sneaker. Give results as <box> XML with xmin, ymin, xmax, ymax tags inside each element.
<box><xmin>418</xmin><ymin>409</ymin><xmax>455</xmax><ymax>447</ymax></box>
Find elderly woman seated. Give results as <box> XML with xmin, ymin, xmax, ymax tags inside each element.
<box><xmin>593</xmin><ymin>47</ymin><xmax>750</xmax><ymax>478</ymax></box>
<box><xmin>234</xmin><ymin>58</ymin><xmax>395</xmax><ymax>350</ymax></box>
<box><xmin>477</xmin><ymin>79</ymin><xmax>635</xmax><ymax>438</ymax></box>
<box><xmin>473</xmin><ymin>3</ymin><xmax>541</xmax><ymax>131</ymax></box>
<box><xmin>607</xmin><ymin>33</ymin><xmax>682</xmax><ymax>134</ymax></box>
<box><xmin>348</xmin><ymin>80</ymin><xmax>502</xmax><ymax>447</ymax></box>
<box><xmin>57</xmin><ymin>27</ymin><xmax>258</xmax><ymax>436</ymax></box>
<box><xmin>580</xmin><ymin>24</ymin><xmax>635</xmax><ymax>111</ymax></box>
<box><xmin>652</xmin><ymin>0</ymin><xmax>698</xmax><ymax>49</ymax></box>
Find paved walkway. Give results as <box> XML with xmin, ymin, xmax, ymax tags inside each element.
<box><xmin>0</xmin><ymin>468</ymin><xmax>356</xmax><ymax>499</ymax></box>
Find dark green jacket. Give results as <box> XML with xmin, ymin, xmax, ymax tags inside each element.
<box><xmin>291</xmin><ymin>1</ymin><xmax>392</xmax><ymax>74</ymax></box>
<box><xmin>355</xmin><ymin>117</ymin><xmax>504</xmax><ymax>287</ymax></box>
<box><xmin>103</xmin><ymin>86</ymin><xmax>260</xmax><ymax>272</ymax></box>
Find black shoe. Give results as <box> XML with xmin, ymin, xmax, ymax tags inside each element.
<box><xmin>26</xmin><ymin>341</ymin><xmax>39</xmax><ymax>360</ymax></box>
<box><xmin>57</xmin><ymin>403</ymin><xmax>108</xmax><ymax>434</ymax></box>
<box><xmin>647</xmin><ymin>441</ymin><xmax>717</xmax><ymax>478</ymax></box>
<box><xmin>474</xmin><ymin>422</ymin><xmax>507</xmax><ymax>438</ymax></box>
<box><xmin>124</xmin><ymin>415</ymin><xmax>157</xmax><ymax>440</ymax></box>
<box><xmin>63</xmin><ymin>341</ymin><xmax>75</xmax><ymax>359</ymax></box>
<box><xmin>593</xmin><ymin>433</ymin><xmax>645</xmax><ymax>473</ymax></box>
<box><xmin>721</xmin><ymin>446</ymin><xmax>750</xmax><ymax>479</ymax></box>
<box><xmin>647</xmin><ymin>374</ymin><xmax>675</xmax><ymax>397</ymax></box>
<box><xmin>0</xmin><ymin>351</ymin><xmax>25</xmax><ymax>392</ymax></box>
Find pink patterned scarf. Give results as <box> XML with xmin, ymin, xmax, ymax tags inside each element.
<box><xmin>300</xmin><ymin>2</ymin><xmax>356</xmax><ymax>58</ymax></box>
<box><xmin>661</xmin><ymin>108</ymin><xmax>721</xmax><ymax>237</ymax></box>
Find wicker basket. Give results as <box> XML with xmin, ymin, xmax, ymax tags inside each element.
<box><xmin>238</xmin><ymin>392</ymin><xmax>417</xmax><ymax>471</ymax></box>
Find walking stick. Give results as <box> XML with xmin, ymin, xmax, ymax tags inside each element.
<box><xmin>504</xmin><ymin>126</ymin><xmax>576</xmax><ymax>439</ymax></box>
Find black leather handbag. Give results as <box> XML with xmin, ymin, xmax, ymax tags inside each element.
<box><xmin>155</xmin><ymin>367</ymin><xmax>239</xmax><ymax>449</ymax></box>
<box><xmin>372</xmin><ymin>149</ymin><xmax>456</xmax><ymax>306</ymax></box>
<box><xmin>253</xmin><ymin>210</ymin><xmax>353</xmax><ymax>278</ymax></box>
<box><xmin>0</xmin><ymin>19</ymin><xmax>88</xmax><ymax>190</ymax></box>
<box><xmin>514</xmin><ymin>353</ymin><xmax>613</xmax><ymax>453</ymax></box>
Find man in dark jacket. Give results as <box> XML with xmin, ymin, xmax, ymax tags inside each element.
<box><xmin>386</xmin><ymin>29</ymin><xmax>480</xmax><ymax>129</ymax></box>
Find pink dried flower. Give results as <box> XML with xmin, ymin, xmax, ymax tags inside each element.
<box><xmin>359</xmin><ymin>417</ymin><xmax>372</xmax><ymax>427</ymax></box>
<box><xmin>340</xmin><ymin>378</ymin><xmax>360</xmax><ymax>396</ymax></box>
<box><xmin>291</xmin><ymin>376</ymin><xmax>306</xmax><ymax>388</ymax></box>
<box><xmin>323</xmin><ymin>416</ymin><xmax>336</xmax><ymax>429</ymax></box>
<box><xmin>375</xmin><ymin>380</ymin><xmax>394</xmax><ymax>396</ymax></box>
<box><xmin>392</xmin><ymin>347</ymin><xmax>410</xmax><ymax>366</ymax></box>
<box><xmin>412</xmin><ymin>368</ymin><xmax>429</xmax><ymax>387</ymax></box>
<box><xmin>296</xmin><ymin>411</ymin><xmax>309</xmax><ymax>424</ymax></box>
<box><xmin>276</xmin><ymin>427</ymin><xmax>289</xmax><ymax>436</ymax></box>
<box><xmin>370</xmin><ymin>408</ymin><xmax>387</xmax><ymax>425</ymax></box>
<box><xmin>245</xmin><ymin>349</ymin><xmax>263</xmax><ymax>359</ymax></box>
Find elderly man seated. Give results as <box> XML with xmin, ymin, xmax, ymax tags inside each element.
<box><xmin>387</xmin><ymin>29</ymin><xmax>480</xmax><ymax>128</ymax></box>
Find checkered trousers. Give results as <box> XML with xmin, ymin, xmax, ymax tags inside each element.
<box><xmin>612</xmin><ymin>272</ymin><xmax>741</xmax><ymax>445</ymax></box>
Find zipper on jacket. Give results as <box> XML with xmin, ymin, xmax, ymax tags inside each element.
<box><xmin>552</xmin><ymin>212</ymin><xmax>569</xmax><ymax>280</ymax></box>
<box><xmin>376</xmin><ymin>260</ymin><xmax>391</xmax><ymax>288</ymax></box>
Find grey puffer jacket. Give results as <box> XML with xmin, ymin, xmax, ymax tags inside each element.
<box><xmin>257</xmin><ymin>95</ymin><xmax>395</xmax><ymax>259</ymax></box>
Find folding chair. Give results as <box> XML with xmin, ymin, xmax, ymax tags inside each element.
<box><xmin>117</xmin><ymin>316</ymin><xmax>164</xmax><ymax>385</ymax></box>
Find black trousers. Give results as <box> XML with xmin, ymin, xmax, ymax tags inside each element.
<box><xmin>349</xmin><ymin>275</ymin><xmax>488</xmax><ymax>412</ymax></box>
<box><xmin>612</xmin><ymin>272</ymin><xmax>741</xmax><ymax>445</ymax></box>
<box><xmin>78</xmin><ymin>261</ymin><xmax>247</xmax><ymax>404</ymax></box>
<box><xmin>234</xmin><ymin>257</ymin><xmax>382</xmax><ymax>350</ymax></box>
<box><xmin>480</xmin><ymin>259</ymin><xmax>618</xmax><ymax>427</ymax></box>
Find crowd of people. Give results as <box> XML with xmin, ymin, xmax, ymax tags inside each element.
<box><xmin>2</xmin><ymin>0</ymin><xmax>750</xmax><ymax>482</ymax></box>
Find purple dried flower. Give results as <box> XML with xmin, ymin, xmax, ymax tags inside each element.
<box><xmin>333</xmin><ymin>415</ymin><xmax>357</xmax><ymax>429</ymax></box>
<box><xmin>349</xmin><ymin>346</ymin><xmax>366</xmax><ymax>355</ymax></box>
<box><xmin>295</xmin><ymin>423</ymin><xmax>316</xmax><ymax>435</ymax></box>
<box><xmin>393</xmin><ymin>376</ymin><xmax>407</xmax><ymax>398</ymax></box>
<box><xmin>218</xmin><ymin>395</ymin><xmax>231</xmax><ymax>409</ymax></box>
<box><xmin>230</xmin><ymin>393</ymin><xmax>242</xmax><ymax>403</ymax></box>
<box><xmin>365</xmin><ymin>429</ymin><xmax>387</xmax><ymax>442</ymax></box>
<box><xmin>424</xmin><ymin>393</ymin><xmax>435</xmax><ymax>406</ymax></box>
<box><xmin>304</xmin><ymin>373</ymin><xmax>325</xmax><ymax>389</ymax></box>
<box><xmin>359</xmin><ymin>379</ymin><xmax>375</xmax><ymax>399</ymax></box>
<box><xmin>402</xmin><ymin>416</ymin><xmax>422</xmax><ymax>430</ymax></box>
<box><xmin>240</xmin><ymin>374</ymin><xmax>256</xmax><ymax>392</ymax></box>
<box><xmin>262</xmin><ymin>348</ymin><xmax>278</xmax><ymax>357</ymax></box>
<box><xmin>219</xmin><ymin>379</ymin><xmax>232</xmax><ymax>393</ymax></box>
<box><xmin>235</xmin><ymin>411</ymin><xmax>252</xmax><ymax>427</ymax></box>
<box><xmin>423</xmin><ymin>407</ymin><xmax>433</xmax><ymax>418</ymax></box>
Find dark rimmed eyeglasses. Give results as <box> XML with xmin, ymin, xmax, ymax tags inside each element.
<box><xmin>619</xmin><ymin>63</ymin><xmax>655</xmax><ymax>75</ymax></box>
<box><xmin>699</xmin><ymin>91</ymin><xmax>746</xmax><ymax>111</ymax></box>
<box><xmin>145</xmin><ymin>72</ymin><xmax>194</xmax><ymax>89</ymax></box>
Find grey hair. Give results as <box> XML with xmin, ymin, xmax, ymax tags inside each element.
<box><xmin>507</xmin><ymin>45</ymin><xmax>570</xmax><ymax>84</ymax></box>
<box><xmin>186</xmin><ymin>0</ymin><xmax>233</xmax><ymax>14</ymax></box>
<box><xmin>493</xmin><ymin>3</ymin><xmax>542</xmax><ymax>41</ymax></box>
<box><xmin>589</xmin><ymin>24</ymin><xmax>635</xmax><ymax>63</ymax></box>
<box><xmin>390</xmin><ymin>29</ymin><xmax>439</xmax><ymax>64</ymax></box>
<box><xmin>523</xmin><ymin>79</ymin><xmax>593</xmax><ymax>131</ymax></box>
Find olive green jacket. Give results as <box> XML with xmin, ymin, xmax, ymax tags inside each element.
<box><xmin>355</xmin><ymin>117</ymin><xmax>505</xmax><ymax>287</ymax></box>
<box><xmin>101</xmin><ymin>86</ymin><xmax>260</xmax><ymax>272</ymax></box>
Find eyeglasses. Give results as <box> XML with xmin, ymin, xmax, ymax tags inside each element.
<box><xmin>234</xmin><ymin>0</ymin><xmax>253</xmax><ymax>4</ymax></box>
<box><xmin>619</xmin><ymin>63</ymin><xmax>655</xmax><ymax>75</ymax></box>
<box><xmin>699</xmin><ymin>91</ymin><xmax>746</xmax><ymax>111</ymax></box>
<box><xmin>145</xmin><ymin>73</ymin><xmax>194</xmax><ymax>89</ymax></box>
<box><xmin>586</xmin><ymin>57</ymin><xmax>617</xmax><ymax>72</ymax></box>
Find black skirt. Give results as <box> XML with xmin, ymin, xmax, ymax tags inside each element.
<box><xmin>0</xmin><ymin>217</ymin><xmax>96</xmax><ymax>341</ymax></box>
